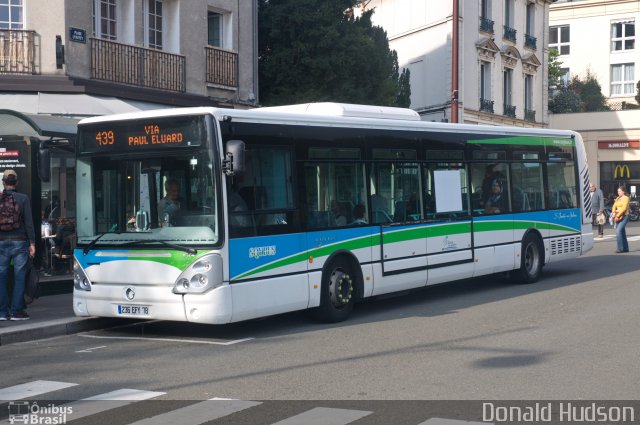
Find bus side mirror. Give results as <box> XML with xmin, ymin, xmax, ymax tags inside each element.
<box><xmin>38</xmin><ymin>147</ymin><xmax>50</xmax><ymax>182</ymax></box>
<box><xmin>223</xmin><ymin>140</ymin><xmax>245</xmax><ymax>176</ymax></box>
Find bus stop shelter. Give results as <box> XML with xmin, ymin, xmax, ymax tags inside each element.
<box><xmin>0</xmin><ymin>109</ymin><xmax>80</xmax><ymax>273</ymax></box>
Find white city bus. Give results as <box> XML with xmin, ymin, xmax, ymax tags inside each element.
<box><xmin>73</xmin><ymin>103</ymin><xmax>594</xmax><ymax>324</ymax></box>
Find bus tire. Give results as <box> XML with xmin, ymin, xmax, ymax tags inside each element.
<box><xmin>513</xmin><ymin>234</ymin><xmax>543</xmax><ymax>284</ymax></box>
<box><xmin>314</xmin><ymin>257</ymin><xmax>355</xmax><ymax>323</ymax></box>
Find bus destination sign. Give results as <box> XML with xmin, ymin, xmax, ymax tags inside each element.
<box><xmin>79</xmin><ymin>116</ymin><xmax>205</xmax><ymax>154</ymax></box>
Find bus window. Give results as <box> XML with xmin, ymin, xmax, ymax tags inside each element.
<box><xmin>470</xmin><ymin>163</ymin><xmax>510</xmax><ymax>215</ymax></box>
<box><xmin>424</xmin><ymin>163</ymin><xmax>468</xmax><ymax>219</ymax></box>
<box><xmin>510</xmin><ymin>163</ymin><xmax>544</xmax><ymax>212</ymax></box>
<box><xmin>371</xmin><ymin>149</ymin><xmax>419</xmax><ymax>223</ymax></box>
<box><xmin>304</xmin><ymin>160</ymin><xmax>367</xmax><ymax>229</ymax></box>
<box><xmin>547</xmin><ymin>162</ymin><xmax>577</xmax><ymax>209</ymax></box>
<box><xmin>229</xmin><ymin>147</ymin><xmax>294</xmax><ymax>237</ymax></box>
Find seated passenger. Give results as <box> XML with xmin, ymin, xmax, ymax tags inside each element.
<box><xmin>331</xmin><ymin>200</ymin><xmax>347</xmax><ymax>226</ymax></box>
<box><xmin>485</xmin><ymin>179</ymin><xmax>507</xmax><ymax>214</ymax></box>
<box><xmin>351</xmin><ymin>204</ymin><xmax>368</xmax><ymax>225</ymax></box>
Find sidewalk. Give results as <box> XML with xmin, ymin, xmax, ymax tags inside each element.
<box><xmin>0</xmin><ymin>276</ymin><xmax>116</xmax><ymax>346</ymax></box>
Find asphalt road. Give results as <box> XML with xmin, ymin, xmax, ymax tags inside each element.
<box><xmin>1</xmin><ymin>230</ymin><xmax>640</xmax><ymax>424</ymax></box>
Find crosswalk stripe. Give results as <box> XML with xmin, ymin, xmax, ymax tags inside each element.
<box><xmin>270</xmin><ymin>407</ymin><xmax>372</xmax><ymax>425</ymax></box>
<box><xmin>61</xmin><ymin>389</ymin><xmax>165</xmax><ymax>421</ymax></box>
<box><xmin>0</xmin><ymin>380</ymin><xmax>77</xmax><ymax>401</ymax></box>
<box><xmin>128</xmin><ymin>398</ymin><xmax>262</xmax><ymax>425</ymax></box>
<box><xmin>418</xmin><ymin>418</ymin><xmax>492</xmax><ymax>425</ymax></box>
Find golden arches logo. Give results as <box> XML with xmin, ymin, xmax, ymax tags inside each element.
<box><xmin>614</xmin><ymin>164</ymin><xmax>630</xmax><ymax>179</ymax></box>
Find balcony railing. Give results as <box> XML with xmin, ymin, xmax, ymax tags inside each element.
<box><xmin>205</xmin><ymin>45</ymin><xmax>238</xmax><ymax>88</ymax></box>
<box><xmin>525</xmin><ymin>109</ymin><xmax>536</xmax><ymax>121</ymax></box>
<box><xmin>480</xmin><ymin>98</ymin><xmax>494</xmax><ymax>113</ymax></box>
<box><xmin>91</xmin><ymin>38</ymin><xmax>185</xmax><ymax>92</ymax></box>
<box><xmin>525</xmin><ymin>34</ymin><xmax>537</xmax><ymax>50</ymax></box>
<box><xmin>479</xmin><ymin>17</ymin><xmax>494</xmax><ymax>34</ymax></box>
<box><xmin>503</xmin><ymin>104</ymin><xmax>516</xmax><ymax>118</ymax></box>
<box><xmin>0</xmin><ymin>29</ymin><xmax>36</xmax><ymax>74</ymax></box>
<box><xmin>503</xmin><ymin>26</ymin><xmax>517</xmax><ymax>43</ymax></box>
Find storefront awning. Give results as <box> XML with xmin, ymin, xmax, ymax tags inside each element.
<box><xmin>0</xmin><ymin>109</ymin><xmax>79</xmax><ymax>140</ymax></box>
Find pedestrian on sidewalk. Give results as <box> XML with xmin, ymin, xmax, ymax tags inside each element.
<box><xmin>611</xmin><ymin>186</ymin><xmax>630</xmax><ymax>254</ymax></box>
<box><xmin>0</xmin><ymin>170</ymin><xmax>36</xmax><ymax>321</ymax></box>
<box><xmin>589</xmin><ymin>182</ymin><xmax>605</xmax><ymax>238</ymax></box>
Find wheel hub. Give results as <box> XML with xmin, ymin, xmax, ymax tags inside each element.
<box><xmin>329</xmin><ymin>269</ymin><xmax>353</xmax><ymax>307</ymax></box>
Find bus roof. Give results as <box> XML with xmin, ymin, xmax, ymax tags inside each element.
<box><xmin>78</xmin><ymin>103</ymin><xmax>578</xmax><ymax>140</ymax></box>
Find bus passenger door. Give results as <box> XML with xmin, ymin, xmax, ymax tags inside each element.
<box><xmin>424</xmin><ymin>166</ymin><xmax>474</xmax><ymax>284</ymax></box>
<box><xmin>370</xmin><ymin>157</ymin><xmax>428</xmax><ymax>295</ymax></box>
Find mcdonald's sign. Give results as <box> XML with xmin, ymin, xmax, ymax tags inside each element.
<box><xmin>614</xmin><ymin>164</ymin><xmax>631</xmax><ymax>179</ymax></box>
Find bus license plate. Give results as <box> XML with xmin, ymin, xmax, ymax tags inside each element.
<box><xmin>117</xmin><ymin>304</ymin><xmax>150</xmax><ymax>316</ymax></box>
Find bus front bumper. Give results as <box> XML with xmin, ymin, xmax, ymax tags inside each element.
<box><xmin>73</xmin><ymin>284</ymin><xmax>233</xmax><ymax>324</ymax></box>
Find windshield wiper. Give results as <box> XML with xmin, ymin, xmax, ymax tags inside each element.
<box><xmin>122</xmin><ymin>239</ymin><xmax>198</xmax><ymax>255</ymax></box>
<box><xmin>83</xmin><ymin>233</ymin><xmax>108</xmax><ymax>255</ymax></box>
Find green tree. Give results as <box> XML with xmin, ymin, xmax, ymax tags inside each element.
<box><xmin>549</xmin><ymin>88</ymin><xmax>580</xmax><ymax>113</ymax></box>
<box><xmin>568</xmin><ymin>72</ymin><xmax>609</xmax><ymax>112</ymax></box>
<box><xmin>548</xmin><ymin>48</ymin><xmax>565</xmax><ymax>93</ymax></box>
<box><xmin>258</xmin><ymin>0</ymin><xmax>410</xmax><ymax>107</ymax></box>
<box><xmin>635</xmin><ymin>80</ymin><xmax>640</xmax><ymax>105</ymax></box>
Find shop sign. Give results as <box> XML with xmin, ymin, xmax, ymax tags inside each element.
<box><xmin>614</xmin><ymin>164</ymin><xmax>631</xmax><ymax>179</ymax></box>
<box><xmin>598</xmin><ymin>140</ymin><xmax>640</xmax><ymax>149</ymax></box>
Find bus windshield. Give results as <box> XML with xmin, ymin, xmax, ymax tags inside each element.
<box><xmin>76</xmin><ymin>148</ymin><xmax>220</xmax><ymax>247</ymax></box>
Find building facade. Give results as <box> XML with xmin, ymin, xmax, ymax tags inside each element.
<box><xmin>0</xmin><ymin>0</ymin><xmax>258</xmax><ymax>275</ymax></box>
<box><xmin>0</xmin><ymin>0</ymin><xmax>258</xmax><ymax>115</ymax></box>
<box><xmin>365</xmin><ymin>0</ymin><xmax>554</xmax><ymax>127</ymax></box>
<box><xmin>549</xmin><ymin>0</ymin><xmax>640</xmax><ymax>196</ymax></box>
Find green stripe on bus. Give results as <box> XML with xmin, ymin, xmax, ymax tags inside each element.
<box><xmin>125</xmin><ymin>250</ymin><xmax>209</xmax><ymax>269</ymax></box>
<box><xmin>467</xmin><ymin>136</ymin><xmax>575</xmax><ymax>147</ymax></box>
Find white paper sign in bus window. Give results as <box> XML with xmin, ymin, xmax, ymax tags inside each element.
<box><xmin>434</xmin><ymin>170</ymin><xmax>463</xmax><ymax>212</ymax></box>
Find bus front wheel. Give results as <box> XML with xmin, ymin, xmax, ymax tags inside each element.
<box><xmin>314</xmin><ymin>257</ymin><xmax>355</xmax><ymax>323</ymax></box>
<box><xmin>513</xmin><ymin>234</ymin><xmax>543</xmax><ymax>284</ymax></box>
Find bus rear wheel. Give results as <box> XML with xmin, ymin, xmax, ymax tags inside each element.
<box><xmin>314</xmin><ymin>257</ymin><xmax>355</xmax><ymax>323</ymax></box>
<box><xmin>513</xmin><ymin>234</ymin><xmax>543</xmax><ymax>284</ymax></box>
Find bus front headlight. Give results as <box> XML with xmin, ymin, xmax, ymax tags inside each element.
<box><xmin>73</xmin><ymin>263</ymin><xmax>92</xmax><ymax>291</ymax></box>
<box><xmin>173</xmin><ymin>253</ymin><xmax>223</xmax><ymax>294</ymax></box>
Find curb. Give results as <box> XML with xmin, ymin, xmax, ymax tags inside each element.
<box><xmin>0</xmin><ymin>317</ymin><xmax>122</xmax><ymax>346</ymax></box>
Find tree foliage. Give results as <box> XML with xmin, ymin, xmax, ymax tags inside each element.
<box><xmin>258</xmin><ymin>0</ymin><xmax>410</xmax><ymax>107</ymax></box>
<box><xmin>547</xmin><ymin>48</ymin><xmax>564</xmax><ymax>93</ymax></box>
<box><xmin>549</xmin><ymin>70</ymin><xmax>609</xmax><ymax>113</ymax></box>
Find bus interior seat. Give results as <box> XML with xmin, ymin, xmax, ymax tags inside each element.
<box><xmin>338</xmin><ymin>201</ymin><xmax>353</xmax><ymax>223</ymax></box>
<box><xmin>308</xmin><ymin>210</ymin><xmax>331</xmax><ymax>228</ymax></box>
<box><xmin>373</xmin><ymin>209</ymin><xmax>392</xmax><ymax>224</ymax></box>
<box><xmin>393</xmin><ymin>200</ymin><xmax>407</xmax><ymax>221</ymax></box>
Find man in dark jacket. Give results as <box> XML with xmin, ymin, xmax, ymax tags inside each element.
<box><xmin>590</xmin><ymin>182</ymin><xmax>605</xmax><ymax>238</ymax></box>
<box><xmin>0</xmin><ymin>169</ymin><xmax>36</xmax><ymax>320</ymax></box>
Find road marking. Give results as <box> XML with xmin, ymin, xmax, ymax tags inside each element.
<box><xmin>418</xmin><ymin>419</ymin><xmax>491</xmax><ymax>425</ymax></box>
<box><xmin>78</xmin><ymin>334</ymin><xmax>255</xmax><ymax>345</ymax></box>
<box><xmin>128</xmin><ymin>398</ymin><xmax>262</xmax><ymax>425</ymax></box>
<box><xmin>270</xmin><ymin>407</ymin><xmax>372</xmax><ymax>425</ymax></box>
<box><xmin>59</xmin><ymin>389</ymin><xmax>165</xmax><ymax>422</ymax></box>
<box><xmin>75</xmin><ymin>345</ymin><xmax>107</xmax><ymax>353</ymax></box>
<box><xmin>0</xmin><ymin>380</ymin><xmax>77</xmax><ymax>401</ymax></box>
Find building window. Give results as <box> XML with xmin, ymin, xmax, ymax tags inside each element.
<box><xmin>93</xmin><ymin>0</ymin><xmax>117</xmax><ymax>40</ymax></box>
<box><xmin>503</xmin><ymin>68</ymin><xmax>515</xmax><ymax>117</ymax></box>
<box><xmin>146</xmin><ymin>0</ymin><xmax>163</xmax><ymax>49</ymax></box>
<box><xmin>611</xmin><ymin>20</ymin><xmax>635</xmax><ymax>51</ymax></box>
<box><xmin>480</xmin><ymin>61</ymin><xmax>493</xmax><ymax>113</ymax></box>
<box><xmin>480</xmin><ymin>0</ymin><xmax>494</xmax><ymax>33</ymax></box>
<box><xmin>503</xmin><ymin>0</ymin><xmax>516</xmax><ymax>42</ymax></box>
<box><xmin>0</xmin><ymin>0</ymin><xmax>23</xmax><ymax>29</ymax></box>
<box><xmin>549</xmin><ymin>25</ymin><xmax>570</xmax><ymax>55</ymax></box>
<box><xmin>611</xmin><ymin>63</ymin><xmax>635</xmax><ymax>96</ymax></box>
<box><xmin>524</xmin><ymin>74</ymin><xmax>534</xmax><ymax>121</ymax></box>
<box><xmin>208</xmin><ymin>12</ymin><xmax>222</xmax><ymax>47</ymax></box>
<box><xmin>526</xmin><ymin>3</ymin><xmax>535</xmax><ymax>35</ymax></box>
